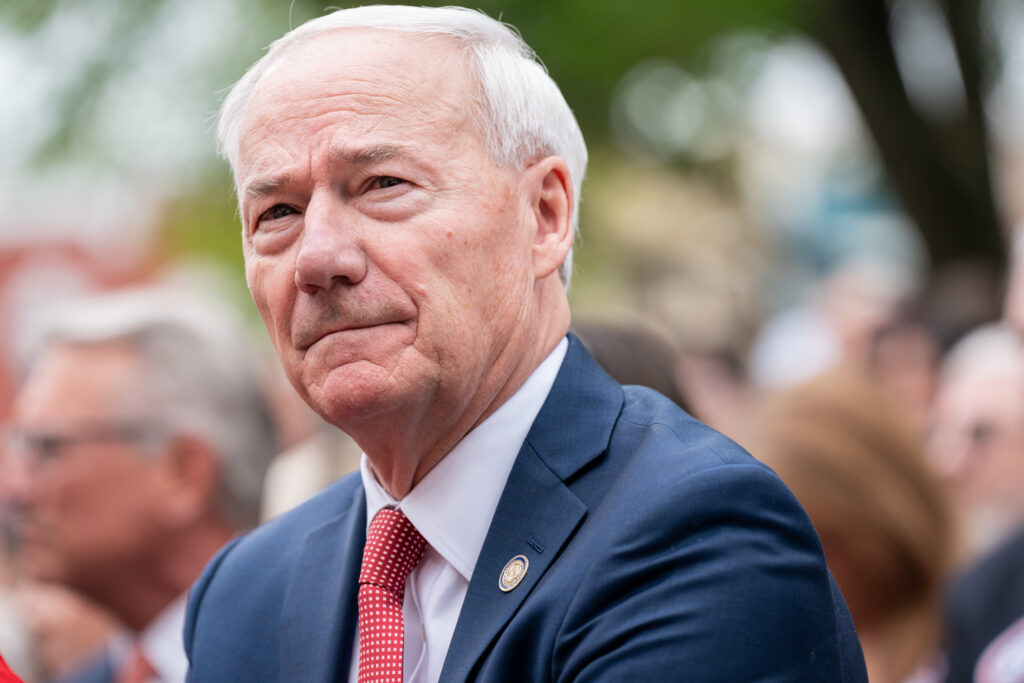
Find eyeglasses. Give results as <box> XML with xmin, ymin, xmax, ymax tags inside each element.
<box><xmin>929</xmin><ymin>420</ymin><xmax>1006</xmax><ymax>452</ymax></box>
<box><xmin>2</xmin><ymin>422</ymin><xmax>165</xmax><ymax>467</ymax></box>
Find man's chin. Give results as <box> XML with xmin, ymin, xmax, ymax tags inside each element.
<box><xmin>306</xmin><ymin>362</ymin><xmax>408</xmax><ymax>430</ymax></box>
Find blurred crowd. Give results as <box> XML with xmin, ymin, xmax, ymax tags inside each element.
<box><xmin>0</xmin><ymin>239</ymin><xmax>1022</xmax><ymax>683</ymax></box>
<box><xmin>573</xmin><ymin>243</ymin><xmax>1024</xmax><ymax>682</ymax></box>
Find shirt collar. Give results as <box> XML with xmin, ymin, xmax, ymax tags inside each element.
<box><xmin>139</xmin><ymin>592</ymin><xmax>188</xmax><ymax>682</ymax></box>
<box><xmin>361</xmin><ymin>337</ymin><xmax>568</xmax><ymax>581</ymax></box>
<box><xmin>107</xmin><ymin>592</ymin><xmax>188</xmax><ymax>682</ymax></box>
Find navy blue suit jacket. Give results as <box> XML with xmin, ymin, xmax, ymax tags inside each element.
<box><xmin>185</xmin><ymin>336</ymin><xmax>866</xmax><ymax>681</ymax></box>
<box><xmin>49</xmin><ymin>651</ymin><xmax>114</xmax><ymax>683</ymax></box>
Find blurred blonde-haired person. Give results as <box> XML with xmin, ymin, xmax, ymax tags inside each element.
<box><xmin>755</xmin><ymin>364</ymin><xmax>954</xmax><ymax>683</ymax></box>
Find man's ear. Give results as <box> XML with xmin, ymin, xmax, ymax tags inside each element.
<box><xmin>524</xmin><ymin>156</ymin><xmax>574</xmax><ymax>280</ymax></box>
<box><xmin>158</xmin><ymin>435</ymin><xmax>220</xmax><ymax>527</ymax></box>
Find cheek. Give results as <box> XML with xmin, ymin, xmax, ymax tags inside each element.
<box><xmin>468</xmin><ymin>222</ymin><xmax>533</xmax><ymax>306</ymax></box>
<box><xmin>67</xmin><ymin>465</ymin><xmax>156</xmax><ymax>527</ymax></box>
<box><xmin>247</xmin><ymin>258</ymin><xmax>294</xmax><ymax>337</ymax></box>
<box><xmin>245</xmin><ymin>259</ymin><xmax>272</xmax><ymax>312</ymax></box>
<box><xmin>439</xmin><ymin>223</ymin><xmax>526</xmax><ymax>317</ymax></box>
<box><xmin>44</xmin><ymin>470</ymin><xmax>104</xmax><ymax>527</ymax></box>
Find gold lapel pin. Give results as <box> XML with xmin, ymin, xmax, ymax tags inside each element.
<box><xmin>499</xmin><ymin>555</ymin><xmax>529</xmax><ymax>592</ymax></box>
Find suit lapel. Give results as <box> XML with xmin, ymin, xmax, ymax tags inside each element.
<box><xmin>440</xmin><ymin>335</ymin><xmax>624</xmax><ymax>681</ymax></box>
<box><xmin>280</xmin><ymin>484</ymin><xmax>366</xmax><ymax>683</ymax></box>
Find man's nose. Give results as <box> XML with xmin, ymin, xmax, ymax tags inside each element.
<box><xmin>928</xmin><ymin>427</ymin><xmax>974</xmax><ymax>484</ymax></box>
<box><xmin>2</xmin><ymin>455</ymin><xmax>38</xmax><ymax>508</ymax></box>
<box><xmin>294</xmin><ymin>194</ymin><xmax>369</xmax><ymax>294</ymax></box>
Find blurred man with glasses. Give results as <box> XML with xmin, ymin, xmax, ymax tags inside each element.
<box><xmin>3</xmin><ymin>288</ymin><xmax>277</xmax><ymax>683</ymax></box>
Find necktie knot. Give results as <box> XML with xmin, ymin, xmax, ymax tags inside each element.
<box><xmin>359</xmin><ymin>507</ymin><xmax>427</xmax><ymax>599</ymax></box>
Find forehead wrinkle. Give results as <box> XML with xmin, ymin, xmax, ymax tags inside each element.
<box><xmin>238</xmin><ymin>33</ymin><xmax>487</xmax><ymax>195</ymax></box>
<box><xmin>258</xmin><ymin>35</ymin><xmax>475</xmax><ymax>132</ymax></box>
<box><xmin>245</xmin><ymin>86</ymin><xmax>465</xmax><ymax>159</ymax></box>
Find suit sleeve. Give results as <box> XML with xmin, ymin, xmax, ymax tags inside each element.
<box><xmin>552</xmin><ymin>462</ymin><xmax>866</xmax><ymax>682</ymax></box>
<box><xmin>183</xmin><ymin>536</ymin><xmax>242</xmax><ymax>682</ymax></box>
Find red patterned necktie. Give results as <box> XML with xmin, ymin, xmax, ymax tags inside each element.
<box><xmin>115</xmin><ymin>643</ymin><xmax>156</xmax><ymax>683</ymax></box>
<box><xmin>358</xmin><ymin>507</ymin><xmax>427</xmax><ymax>683</ymax></box>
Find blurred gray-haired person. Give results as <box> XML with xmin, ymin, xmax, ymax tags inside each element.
<box><xmin>4</xmin><ymin>288</ymin><xmax>277</xmax><ymax>683</ymax></box>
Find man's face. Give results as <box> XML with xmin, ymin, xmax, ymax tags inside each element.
<box><xmin>236</xmin><ymin>31</ymin><xmax>541</xmax><ymax>435</ymax></box>
<box><xmin>929</xmin><ymin>367</ymin><xmax>1024</xmax><ymax>520</ymax></box>
<box><xmin>7</xmin><ymin>344</ymin><xmax>172</xmax><ymax>591</ymax></box>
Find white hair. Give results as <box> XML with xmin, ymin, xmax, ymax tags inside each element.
<box><xmin>217</xmin><ymin>4</ymin><xmax>588</xmax><ymax>284</ymax></box>
<box><xmin>30</xmin><ymin>288</ymin><xmax>277</xmax><ymax>529</ymax></box>
<box><xmin>942</xmin><ymin>323</ymin><xmax>1024</xmax><ymax>381</ymax></box>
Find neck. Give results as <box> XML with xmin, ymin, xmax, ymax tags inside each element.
<box><xmin>84</xmin><ymin>520</ymin><xmax>236</xmax><ymax>631</ymax></box>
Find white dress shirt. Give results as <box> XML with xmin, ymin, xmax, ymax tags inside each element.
<box><xmin>108</xmin><ymin>592</ymin><xmax>188</xmax><ymax>682</ymax></box>
<box><xmin>348</xmin><ymin>338</ymin><xmax>568</xmax><ymax>683</ymax></box>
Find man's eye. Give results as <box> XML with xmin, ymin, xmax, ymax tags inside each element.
<box><xmin>375</xmin><ymin>176</ymin><xmax>406</xmax><ymax>189</ymax></box>
<box><xmin>33</xmin><ymin>435</ymin><xmax>64</xmax><ymax>462</ymax></box>
<box><xmin>258</xmin><ymin>204</ymin><xmax>297</xmax><ymax>221</ymax></box>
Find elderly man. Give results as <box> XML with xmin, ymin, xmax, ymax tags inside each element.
<box><xmin>928</xmin><ymin>323</ymin><xmax>1024</xmax><ymax>560</ymax></box>
<box><xmin>933</xmin><ymin>322</ymin><xmax>1024</xmax><ymax>683</ymax></box>
<box><xmin>6</xmin><ymin>289</ymin><xmax>277</xmax><ymax>683</ymax></box>
<box><xmin>185</xmin><ymin>6</ymin><xmax>865</xmax><ymax>681</ymax></box>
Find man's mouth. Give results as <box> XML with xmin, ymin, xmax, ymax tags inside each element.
<box><xmin>296</xmin><ymin>320</ymin><xmax>403</xmax><ymax>351</ymax></box>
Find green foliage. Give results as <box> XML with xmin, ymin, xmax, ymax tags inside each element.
<box><xmin>1</xmin><ymin>0</ymin><xmax>64</xmax><ymax>30</ymax></box>
<box><xmin>163</xmin><ymin>170</ymin><xmax>244</xmax><ymax>271</ymax></box>
<box><xmin>6</xmin><ymin>0</ymin><xmax>804</xmax><ymax>171</ymax></box>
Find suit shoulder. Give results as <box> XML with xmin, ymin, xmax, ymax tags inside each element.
<box><xmin>946</xmin><ymin>526</ymin><xmax>1024</xmax><ymax>641</ymax></box>
<box><xmin>187</xmin><ymin>472</ymin><xmax>362</xmax><ymax>615</ymax></box>
<box><xmin>568</xmin><ymin>385</ymin><xmax>821</xmax><ymax>569</ymax></box>
<box><xmin>255</xmin><ymin>471</ymin><xmax>364</xmax><ymax>540</ymax></box>
<box><xmin>614</xmin><ymin>384</ymin><xmax>768</xmax><ymax>473</ymax></box>
<box><xmin>593</xmin><ymin>386</ymin><xmax>825</xmax><ymax>586</ymax></box>
<box><xmin>553</xmin><ymin>389</ymin><xmax>863</xmax><ymax>680</ymax></box>
<box><xmin>185</xmin><ymin>471</ymin><xmax>364</xmax><ymax>678</ymax></box>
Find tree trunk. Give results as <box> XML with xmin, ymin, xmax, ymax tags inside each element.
<box><xmin>807</xmin><ymin>0</ymin><xmax>1006</xmax><ymax>272</ymax></box>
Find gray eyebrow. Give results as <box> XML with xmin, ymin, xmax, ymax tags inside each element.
<box><xmin>242</xmin><ymin>145</ymin><xmax>409</xmax><ymax>199</ymax></box>
<box><xmin>244</xmin><ymin>176</ymin><xmax>291</xmax><ymax>199</ymax></box>
<box><xmin>329</xmin><ymin>144</ymin><xmax>407</xmax><ymax>165</ymax></box>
